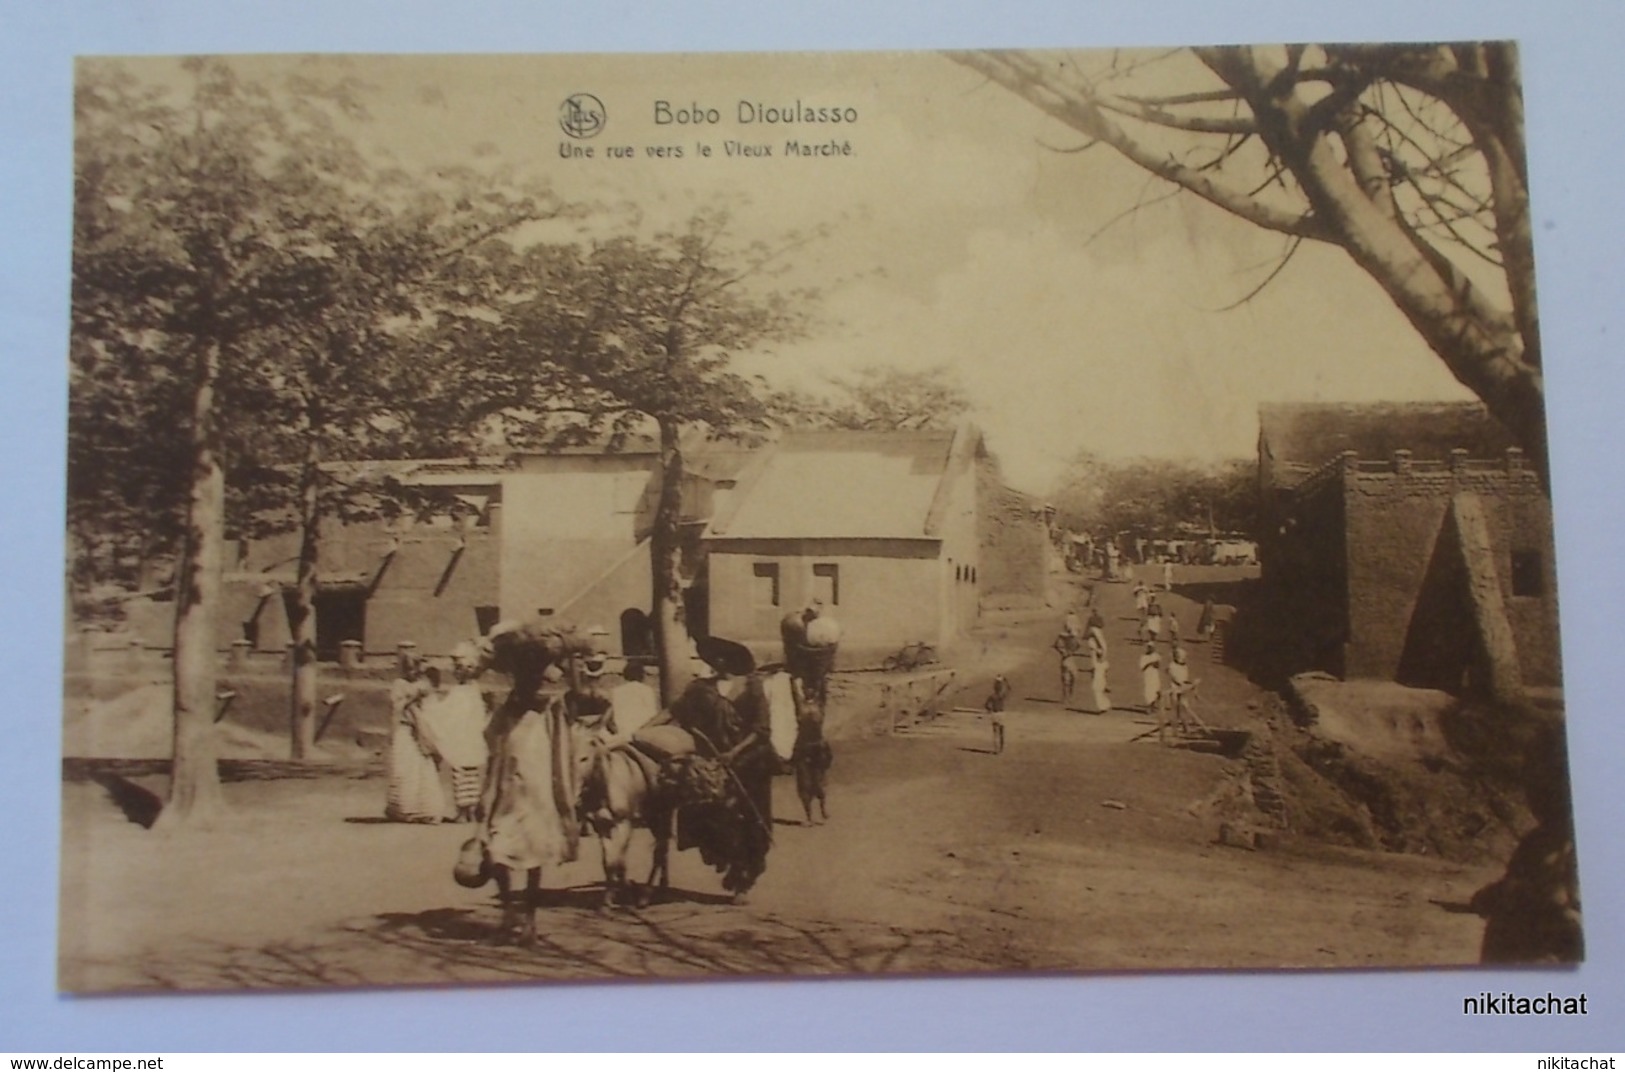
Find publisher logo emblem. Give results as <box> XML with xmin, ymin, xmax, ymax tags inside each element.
<box><xmin>560</xmin><ymin>94</ymin><xmax>606</xmax><ymax>139</ymax></box>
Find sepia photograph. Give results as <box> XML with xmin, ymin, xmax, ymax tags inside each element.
<box><xmin>58</xmin><ymin>43</ymin><xmax>1580</xmax><ymax>997</ymax></box>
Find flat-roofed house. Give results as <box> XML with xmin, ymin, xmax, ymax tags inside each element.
<box><xmin>208</xmin><ymin>440</ymin><xmax>756</xmax><ymax>662</ymax></box>
<box><xmin>702</xmin><ymin>425</ymin><xmax>987</xmax><ymax>667</ymax></box>
<box><xmin>1256</xmin><ymin>401</ymin><xmax>1558</xmax><ymax>698</ymax></box>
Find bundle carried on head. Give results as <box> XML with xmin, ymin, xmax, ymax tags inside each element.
<box><xmin>476</xmin><ymin>618</ymin><xmax>601</xmax><ymax>712</ymax></box>
<box><xmin>480</xmin><ymin>619</ymin><xmax>596</xmax><ymax>675</ymax></box>
<box><xmin>805</xmin><ymin>614</ymin><xmax>842</xmax><ymax>648</ymax></box>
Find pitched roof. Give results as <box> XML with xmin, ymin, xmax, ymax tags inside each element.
<box><xmin>1259</xmin><ymin>401</ymin><xmax>1516</xmax><ymax>480</ymax></box>
<box><xmin>706</xmin><ymin>428</ymin><xmax>966</xmax><ymax>541</ymax></box>
<box><xmin>319</xmin><ymin>457</ymin><xmax>508</xmax><ymax>488</ymax></box>
<box><xmin>509</xmin><ymin>431</ymin><xmax>760</xmax><ymax>482</ymax></box>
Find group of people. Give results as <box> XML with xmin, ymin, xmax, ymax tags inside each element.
<box><xmin>1126</xmin><ymin>581</ymin><xmax>1200</xmax><ymax>724</ymax></box>
<box><xmin>1137</xmin><ymin>641</ymin><xmax>1196</xmax><ymax>726</ymax></box>
<box><xmin>1037</xmin><ymin>580</ymin><xmax>1209</xmax><ymax>728</ymax></box>
<box><xmin>397</xmin><ymin>607</ymin><xmax>839</xmax><ymax>939</ymax></box>
<box><xmin>386</xmin><ymin>644</ymin><xmax>490</xmax><ymax>825</ymax></box>
<box><xmin>1047</xmin><ymin>606</ymin><xmax>1112</xmax><ymax>714</ymax></box>
<box><xmin>387</xmin><ymin>641</ymin><xmax>667</xmax><ymax>826</ymax></box>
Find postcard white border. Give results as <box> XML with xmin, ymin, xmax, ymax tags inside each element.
<box><xmin>5</xmin><ymin>0</ymin><xmax>1624</xmax><ymax>1051</ymax></box>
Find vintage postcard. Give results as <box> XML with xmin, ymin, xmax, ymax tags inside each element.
<box><xmin>61</xmin><ymin>45</ymin><xmax>1577</xmax><ymax>993</ymax></box>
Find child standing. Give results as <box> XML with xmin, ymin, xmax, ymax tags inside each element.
<box><xmin>1168</xmin><ymin>646</ymin><xmax>1196</xmax><ymax>735</ymax></box>
<box><xmin>985</xmin><ymin>673</ymin><xmax>1012</xmax><ymax>754</ymax></box>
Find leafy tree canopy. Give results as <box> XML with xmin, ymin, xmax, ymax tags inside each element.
<box><xmin>768</xmin><ymin>363</ymin><xmax>971</xmax><ymax>432</ymax></box>
<box><xmin>1052</xmin><ymin>451</ymin><xmax>1254</xmax><ymax>539</ymax></box>
<box><xmin>70</xmin><ymin>57</ymin><xmax>560</xmax><ymax>590</ymax></box>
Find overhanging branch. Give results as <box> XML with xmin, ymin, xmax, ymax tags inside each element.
<box><xmin>947</xmin><ymin>50</ymin><xmax>1330</xmax><ymax>242</ymax></box>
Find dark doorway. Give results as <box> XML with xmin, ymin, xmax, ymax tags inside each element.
<box><xmin>313</xmin><ymin>588</ymin><xmax>367</xmax><ymax>662</ymax></box>
<box><xmin>1397</xmin><ymin>518</ymin><xmax>1475</xmax><ymax>693</ymax></box>
<box><xmin>620</xmin><ymin>608</ymin><xmax>655</xmax><ymax>658</ymax></box>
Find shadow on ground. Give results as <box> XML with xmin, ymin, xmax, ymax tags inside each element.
<box><xmin>91</xmin><ymin>772</ymin><xmax>163</xmax><ymax>829</ymax></box>
<box><xmin>67</xmin><ymin>897</ymin><xmax>1003</xmax><ymax>991</ymax></box>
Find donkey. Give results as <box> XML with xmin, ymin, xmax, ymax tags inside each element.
<box><xmin>576</xmin><ymin>739</ymin><xmax>675</xmax><ymax>909</ymax></box>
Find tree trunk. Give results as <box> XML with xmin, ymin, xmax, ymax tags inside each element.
<box><xmin>650</xmin><ymin>419</ymin><xmax>691</xmax><ymax>706</ymax></box>
<box><xmin>289</xmin><ymin>436</ymin><xmax>322</xmax><ymax>759</ymax></box>
<box><xmin>156</xmin><ymin>339</ymin><xmax>226</xmax><ymax>828</ymax></box>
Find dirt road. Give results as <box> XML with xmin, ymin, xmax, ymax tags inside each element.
<box><xmin>58</xmin><ymin>568</ymin><xmax>1496</xmax><ymax>992</ymax></box>
<box><xmin>58</xmin><ymin>726</ymin><xmax>1493</xmax><ymax>990</ymax></box>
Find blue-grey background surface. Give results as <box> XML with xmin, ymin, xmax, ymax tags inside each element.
<box><xmin>3</xmin><ymin>0</ymin><xmax>1621</xmax><ymax>1051</ymax></box>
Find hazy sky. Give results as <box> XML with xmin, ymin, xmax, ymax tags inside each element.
<box><xmin>112</xmin><ymin>51</ymin><xmax>1478</xmax><ymax>492</ymax></box>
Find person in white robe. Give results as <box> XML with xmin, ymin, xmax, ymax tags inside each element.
<box><xmin>1168</xmin><ymin>647</ymin><xmax>1196</xmax><ymax>733</ymax></box>
<box><xmin>1088</xmin><ymin>627</ymin><xmax>1111</xmax><ymax>714</ymax></box>
<box><xmin>1139</xmin><ymin>643</ymin><xmax>1163</xmax><ymax>714</ymax></box>
<box><xmin>386</xmin><ymin>655</ymin><xmax>444</xmax><ymax>823</ymax></box>
<box><xmin>420</xmin><ymin>648</ymin><xmax>490</xmax><ymax>823</ymax></box>
<box><xmin>608</xmin><ymin>661</ymin><xmax>660</xmax><ymax>741</ymax></box>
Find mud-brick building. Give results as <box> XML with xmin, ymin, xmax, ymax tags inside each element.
<box><xmin>124</xmin><ymin>425</ymin><xmax>1044</xmax><ymax>666</ymax></box>
<box><xmin>203</xmin><ymin>442</ymin><xmax>754</xmax><ymax>662</ymax></box>
<box><xmin>977</xmin><ymin>466</ymin><xmax>1051</xmax><ymax>609</ymax></box>
<box><xmin>701</xmin><ymin>425</ymin><xmax>993</xmax><ymax>668</ymax></box>
<box><xmin>212</xmin><ymin>459</ymin><xmax>507</xmax><ymax>659</ymax></box>
<box><xmin>1257</xmin><ymin>401</ymin><xmax>1559</xmax><ymax>696</ymax></box>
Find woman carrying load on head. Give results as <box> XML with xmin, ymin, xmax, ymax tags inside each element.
<box><xmin>468</xmin><ymin>619</ymin><xmax>598</xmax><ymax>944</ymax></box>
<box><xmin>667</xmin><ymin>636</ymin><xmax>776</xmax><ymax>903</ymax></box>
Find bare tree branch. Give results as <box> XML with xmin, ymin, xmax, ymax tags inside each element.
<box><xmin>1078</xmin><ymin>179</ymin><xmax>1183</xmax><ymax>249</ymax></box>
<box><xmin>1094</xmin><ymin>93</ymin><xmax>1257</xmax><ymax>135</ymax></box>
<box><xmin>1036</xmin><ymin>136</ymin><xmax>1100</xmax><ymax>154</ymax></box>
<box><xmin>950</xmin><ymin>43</ymin><xmax>1548</xmax><ymax>484</ymax></box>
<box><xmin>1214</xmin><ymin>235</ymin><xmax>1303</xmax><ymax>312</ymax></box>
<box><xmin>948</xmin><ymin>50</ymin><xmax>1329</xmax><ymax>242</ymax></box>
<box><xmin>1121</xmin><ymin>87</ymin><xmax>1243</xmax><ymax>107</ymax></box>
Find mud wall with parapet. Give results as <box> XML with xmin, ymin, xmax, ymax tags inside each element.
<box><xmin>1254</xmin><ymin>465</ymin><xmax>1348</xmax><ymax>679</ymax></box>
<box><xmin>977</xmin><ymin>460</ymin><xmax>1048</xmax><ymax>607</ymax></box>
<box><xmin>1342</xmin><ymin>469</ymin><xmax>1452</xmax><ymax>680</ymax></box>
<box><xmin>1344</xmin><ymin>457</ymin><xmax>1559</xmax><ymax>687</ymax></box>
